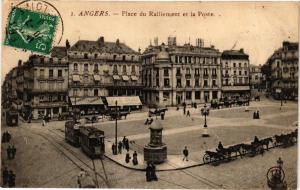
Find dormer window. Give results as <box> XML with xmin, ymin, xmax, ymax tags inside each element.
<box><xmin>84</xmin><ymin>53</ymin><xmax>88</xmax><ymax>59</ymax></box>
<box><xmin>113</xmin><ymin>55</ymin><xmax>117</xmax><ymax>61</ymax></box>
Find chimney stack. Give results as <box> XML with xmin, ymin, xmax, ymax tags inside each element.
<box><xmin>154</xmin><ymin>37</ymin><xmax>158</xmax><ymax>46</ymax></box>
<box><xmin>116</xmin><ymin>39</ymin><xmax>120</xmax><ymax>46</ymax></box>
<box><xmin>196</xmin><ymin>38</ymin><xmax>204</xmax><ymax>47</ymax></box>
<box><xmin>167</xmin><ymin>36</ymin><xmax>176</xmax><ymax>46</ymax></box>
<box><xmin>98</xmin><ymin>36</ymin><xmax>105</xmax><ymax>46</ymax></box>
<box><xmin>240</xmin><ymin>48</ymin><xmax>244</xmax><ymax>53</ymax></box>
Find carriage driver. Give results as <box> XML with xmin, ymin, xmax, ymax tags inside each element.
<box><xmin>254</xmin><ymin>136</ymin><xmax>259</xmax><ymax>144</ymax></box>
<box><xmin>217</xmin><ymin>141</ymin><xmax>224</xmax><ymax>152</ymax></box>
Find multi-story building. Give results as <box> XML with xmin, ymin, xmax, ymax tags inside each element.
<box><xmin>21</xmin><ymin>46</ymin><xmax>69</xmax><ymax>119</ymax></box>
<box><xmin>67</xmin><ymin>37</ymin><xmax>143</xmax><ymax>113</ymax></box>
<box><xmin>249</xmin><ymin>64</ymin><xmax>263</xmax><ymax>90</ymax></box>
<box><xmin>221</xmin><ymin>49</ymin><xmax>250</xmax><ymax>99</ymax></box>
<box><xmin>265</xmin><ymin>41</ymin><xmax>298</xmax><ymax>99</ymax></box>
<box><xmin>142</xmin><ymin>37</ymin><xmax>222</xmax><ymax>106</ymax></box>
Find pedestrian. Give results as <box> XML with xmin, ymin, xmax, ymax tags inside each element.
<box><xmin>253</xmin><ymin>111</ymin><xmax>257</xmax><ymax>119</ymax></box>
<box><xmin>122</xmin><ymin>136</ymin><xmax>127</xmax><ymax>149</ymax></box>
<box><xmin>7</xmin><ymin>146</ymin><xmax>12</xmax><ymax>160</ymax></box>
<box><xmin>2</xmin><ymin>132</ymin><xmax>7</xmax><ymax>143</ymax></box>
<box><xmin>144</xmin><ymin>118</ymin><xmax>149</xmax><ymax>125</ymax></box>
<box><xmin>125</xmin><ymin>138</ymin><xmax>130</xmax><ymax>152</ymax></box>
<box><xmin>132</xmin><ymin>151</ymin><xmax>138</xmax><ymax>165</ymax></box>
<box><xmin>150</xmin><ymin>163</ymin><xmax>158</xmax><ymax>181</ymax></box>
<box><xmin>2</xmin><ymin>167</ymin><xmax>9</xmax><ymax>186</ymax></box>
<box><xmin>6</xmin><ymin>131</ymin><xmax>11</xmax><ymax>143</ymax></box>
<box><xmin>182</xmin><ymin>146</ymin><xmax>189</xmax><ymax>161</ymax></box>
<box><xmin>11</xmin><ymin>145</ymin><xmax>16</xmax><ymax>159</ymax></box>
<box><xmin>146</xmin><ymin>162</ymin><xmax>152</xmax><ymax>182</ymax></box>
<box><xmin>118</xmin><ymin>141</ymin><xmax>123</xmax><ymax>154</ymax></box>
<box><xmin>112</xmin><ymin>143</ymin><xmax>116</xmax><ymax>155</ymax></box>
<box><xmin>42</xmin><ymin>115</ymin><xmax>46</xmax><ymax>126</ymax></box>
<box><xmin>257</xmin><ymin>110</ymin><xmax>260</xmax><ymax>119</ymax></box>
<box><xmin>125</xmin><ymin>151</ymin><xmax>131</xmax><ymax>163</ymax></box>
<box><xmin>77</xmin><ymin>168</ymin><xmax>87</xmax><ymax>188</ymax></box>
<box><xmin>183</xmin><ymin>106</ymin><xmax>186</xmax><ymax>115</ymax></box>
<box><xmin>186</xmin><ymin>110</ymin><xmax>190</xmax><ymax>117</ymax></box>
<box><xmin>8</xmin><ymin>170</ymin><xmax>15</xmax><ymax>187</ymax></box>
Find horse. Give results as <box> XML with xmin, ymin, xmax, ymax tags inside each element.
<box><xmin>259</xmin><ymin>137</ymin><xmax>273</xmax><ymax>150</ymax></box>
<box><xmin>227</xmin><ymin>144</ymin><xmax>244</xmax><ymax>159</ymax></box>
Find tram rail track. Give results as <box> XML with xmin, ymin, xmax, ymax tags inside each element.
<box><xmin>33</xmin><ymin>129</ymin><xmax>110</xmax><ymax>188</ymax></box>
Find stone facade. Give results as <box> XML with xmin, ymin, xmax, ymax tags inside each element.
<box><xmin>265</xmin><ymin>41</ymin><xmax>298</xmax><ymax>100</ymax></box>
<box><xmin>221</xmin><ymin>49</ymin><xmax>250</xmax><ymax>99</ymax></box>
<box><xmin>249</xmin><ymin>64</ymin><xmax>264</xmax><ymax>89</ymax></box>
<box><xmin>22</xmin><ymin>47</ymin><xmax>69</xmax><ymax>119</ymax></box>
<box><xmin>142</xmin><ymin>37</ymin><xmax>222</xmax><ymax>106</ymax></box>
<box><xmin>67</xmin><ymin>37</ymin><xmax>143</xmax><ymax>113</ymax></box>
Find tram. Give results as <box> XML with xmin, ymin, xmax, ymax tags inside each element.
<box><xmin>6</xmin><ymin>110</ymin><xmax>19</xmax><ymax>126</ymax></box>
<box><xmin>79</xmin><ymin>126</ymin><xmax>105</xmax><ymax>159</ymax></box>
<box><xmin>65</xmin><ymin>120</ymin><xmax>81</xmax><ymax>147</ymax></box>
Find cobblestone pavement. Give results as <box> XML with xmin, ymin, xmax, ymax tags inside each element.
<box><xmin>1</xmin><ymin>99</ymin><xmax>297</xmax><ymax>188</ymax></box>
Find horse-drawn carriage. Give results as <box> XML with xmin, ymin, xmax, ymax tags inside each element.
<box><xmin>148</xmin><ymin>108</ymin><xmax>168</xmax><ymax>117</ymax></box>
<box><xmin>107</xmin><ymin>111</ymin><xmax>129</xmax><ymax>120</ymax></box>
<box><xmin>274</xmin><ymin>130</ymin><xmax>297</xmax><ymax>148</ymax></box>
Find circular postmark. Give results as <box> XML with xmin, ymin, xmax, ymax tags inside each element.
<box><xmin>5</xmin><ymin>0</ymin><xmax>64</xmax><ymax>54</ymax></box>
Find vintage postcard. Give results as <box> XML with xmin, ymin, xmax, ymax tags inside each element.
<box><xmin>1</xmin><ymin>0</ymin><xmax>298</xmax><ymax>189</ymax></box>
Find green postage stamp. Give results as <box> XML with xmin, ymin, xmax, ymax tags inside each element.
<box><xmin>4</xmin><ymin>7</ymin><xmax>58</xmax><ymax>54</ymax></box>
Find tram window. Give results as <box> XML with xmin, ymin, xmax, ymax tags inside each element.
<box><xmin>89</xmin><ymin>138</ymin><xmax>101</xmax><ymax>146</ymax></box>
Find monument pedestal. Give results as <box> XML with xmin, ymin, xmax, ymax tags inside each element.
<box><xmin>144</xmin><ymin>144</ymin><xmax>167</xmax><ymax>164</ymax></box>
<box><xmin>143</xmin><ymin>120</ymin><xmax>167</xmax><ymax>164</ymax></box>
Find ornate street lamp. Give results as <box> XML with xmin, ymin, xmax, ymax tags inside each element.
<box><xmin>114</xmin><ymin>100</ymin><xmax>119</xmax><ymax>155</ymax></box>
<box><xmin>201</xmin><ymin>104</ymin><xmax>210</xmax><ymax>137</ymax></box>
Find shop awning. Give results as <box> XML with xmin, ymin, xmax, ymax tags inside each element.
<box><xmin>93</xmin><ymin>75</ymin><xmax>101</xmax><ymax>81</ymax></box>
<box><xmin>131</xmin><ymin>76</ymin><xmax>138</xmax><ymax>81</ymax></box>
<box><xmin>72</xmin><ymin>75</ymin><xmax>80</xmax><ymax>82</ymax></box>
<box><xmin>105</xmin><ymin>96</ymin><xmax>142</xmax><ymax>107</ymax></box>
<box><xmin>113</xmin><ymin>75</ymin><xmax>121</xmax><ymax>80</ymax></box>
<box><xmin>122</xmin><ymin>75</ymin><xmax>129</xmax><ymax>81</ymax></box>
<box><xmin>70</xmin><ymin>97</ymin><xmax>104</xmax><ymax>106</ymax></box>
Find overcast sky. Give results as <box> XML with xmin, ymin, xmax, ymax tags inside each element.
<box><xmin>2</xmin><ymin>1</ymin><xmax>298</xmax><ymax>80</ymax></box>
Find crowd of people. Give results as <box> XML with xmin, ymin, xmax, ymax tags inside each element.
<box><xmin>2</xmin><ymin>131</ymin><xmax>16</xmax><ymax>187</ymax></box>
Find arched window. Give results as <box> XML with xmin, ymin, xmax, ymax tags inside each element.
<box><xmin>94</xmin><ymin>89</ymin><xmax>98</xmax><ymax>96</ymax></box>
<box><xmin>123</xmin><ymin>65</ymin><xmax>127</xmax><ymax>73</ymax></box>
<box><xmin>74</xmin><ymin>63</ymin><xmax>78</xmax><ymax>71</ymax></box>
<box><xmin>94</xmin><ymin>64</ymin><xmax>98</xmax><ymax>72</ymax></box>
<box><xmin>113</xmin><ymin>65</ymin><xmax>118</xmax><ymax>74</ymax></box>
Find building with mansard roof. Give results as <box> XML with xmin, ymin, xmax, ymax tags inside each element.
<box><xmin>221</xmin><ymin>49</ymin><xmax>250</xmax><ymax>99</ymax></box>
<box><xmin>20</xmin><ymin>46</ymin><xmax>69</xmax><ymax>119</ymax></box>
<box><xmin>264</xmin><ymin>41</ymin><xmax>298</xmax><ymax>100</ymax></box>
<box><xmin>67</xmin><ymin>37</ymin><xmax>143</xmax><ymax>114</ymax></box>
<box><xmin>142</xmin><ymin>37</ymin><xmax>222</xmax><ymax>107</ymax></box>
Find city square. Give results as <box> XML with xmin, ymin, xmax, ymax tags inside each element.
<box><xmin>1</xmin><ymin>98</ymin><xmax>297</xmax><ymax>188</ymax></box>
<box><xmin>1</xmin><ymin>1</ymin><xmax>298</xmax><ymax>189</ymax></box>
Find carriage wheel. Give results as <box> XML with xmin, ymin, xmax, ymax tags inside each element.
<box><xmin>203</xmin><ymin>153</ymin><xmax>211</xmax><ymax>164</ymax></box>
<box><xmin>267</xmin><ymin>166</ymin><xmax>285</xmax><ymax>187</ymax></box>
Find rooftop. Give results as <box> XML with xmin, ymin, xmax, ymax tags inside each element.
<box><xmin>51</xmin><ymin>46</ymin><xmax>67</xmax><ymax>58</ymax></box>
<box><xmin>222</xmin><ymin>49</ymin><xmax>249</xmax><ymax>60</ymax></box>
<box><xmin>69</xmin><ymin>37</ymin><xmax>139</xmax><ymax>55</ymax></box>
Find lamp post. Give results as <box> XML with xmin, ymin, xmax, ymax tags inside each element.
<box><xmin>201</xmin><ymin>104</ymin><xmax>210</xmax><ymax>137</ymax></box>
<box><xmin>114</xmin><ymin>100</ymin><xmax>118</xmax><ymax>155</ymax></box>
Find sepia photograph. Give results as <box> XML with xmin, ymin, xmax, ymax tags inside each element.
<box><xmin>1</xmin><ymin>1</ymin><xmax>298</xmax><ymax>189</ymax></box>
